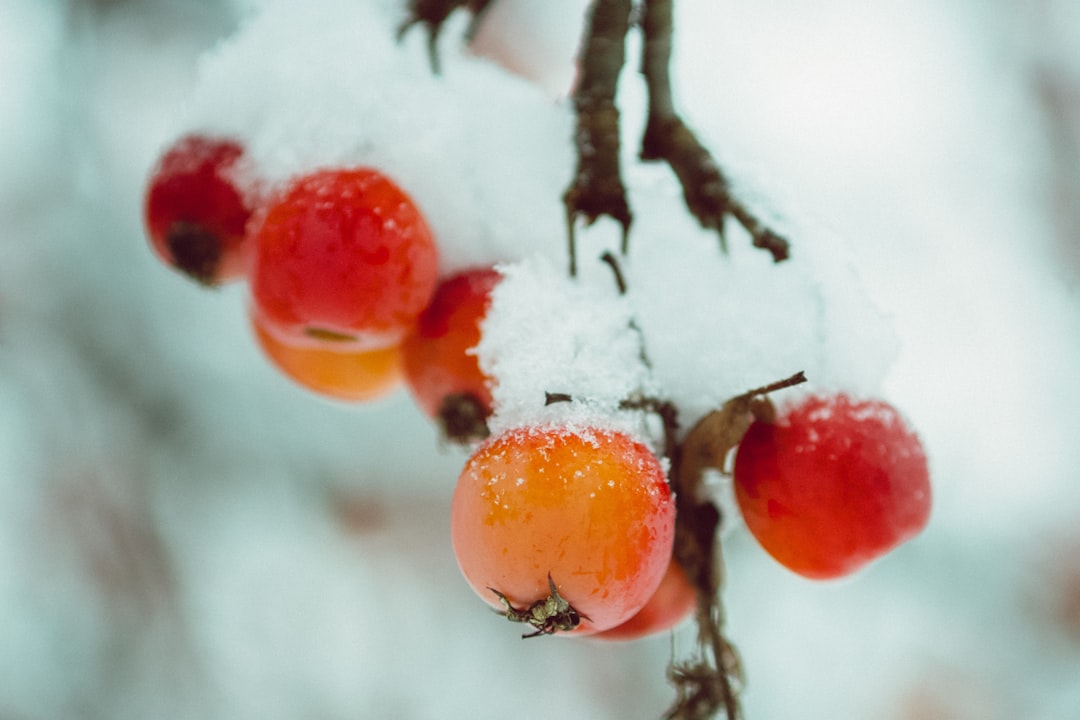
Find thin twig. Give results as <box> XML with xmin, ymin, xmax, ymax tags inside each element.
<box><xmin>639</xmin><ymin>0</ymin><xmax>789</xmax><ymax>262</ymax></box>
<box><xmin>665</xmin><ymin>371</ymin><xmax>806</xmax><ymax>719</ymax></box>
<box><xmin>600</xmin><ymin>250</ymin><xmax>628</xmax><ymax>295</ymax></box>
<box><xmin>398</xmin><ymin>0</ymin><xmax>494</xmax><ymax>73</ymax></box>
<box><xmin>563</xmin><ymin>0</ymin><xmax>634</xmax><ymax>276</ymax></box>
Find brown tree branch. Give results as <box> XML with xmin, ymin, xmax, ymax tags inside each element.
<box><xmin>666</xmin><ymin>449</ymin><xmax>743</xmax><ymax>720</ymax></box>
<box><xmin>665</xmin><ymin>371</ymin><xmax>806</xmax><ymax>720</ymax></box>
<box><xmin>398</xmin><ymin>0</ymin><xmax>494</xmax><ymax>73</ymax></box>
<box><xmin>563</xmin><ymin>0</ymin><xmax>634</xmax><ymax>276</ymax></box>
<box><xmin>640</xmin><ymin>0</ymin><xmax>790</xmax><ymax>262</ymax></box>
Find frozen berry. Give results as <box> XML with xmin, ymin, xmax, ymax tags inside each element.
<box><xmin>143</xmin><ymin>134</ymin><xmax>255</xmax><ymax>285</ymax></box>
<box><xmin>251</xmin><ymin>167</ymin><xmax>438</xmax><ymax>348</ymax></box>
<box><xmin>733</xmin><ymin>393</ymin><xmax>931</xmax><ymax>579</ymax></box>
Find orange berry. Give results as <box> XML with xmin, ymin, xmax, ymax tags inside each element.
<box><xmin>401</xmin><ymin>267</ymin><xmax>500</xmax><ymax>440</ymax></box>
<box><xmin>251</xmin><ymin>308</ymin><xmax>402</xmax><ymax>402</ymax></box>
<box><xmin>451</xmin><ymin>425</ymin><xmax>675</xmax><ymax>635</ymax></box>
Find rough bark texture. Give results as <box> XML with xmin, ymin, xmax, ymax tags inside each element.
<box><xmin>562</xmin><ymin>0</ymin><xmax>634</xmax><ymax>276</ymax></box>
<box><xmin>640</xmin><ymin>0</ymin><xmax>789</xmax><ymax>262</ymax></box>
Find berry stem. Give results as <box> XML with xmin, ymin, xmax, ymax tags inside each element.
<box><xmin>664</xmin><ymin>371</ymin><xmax>806</xmax><ymax>719</ymax></box>
<box><xmin>600</xmin><ymin>250</ymin><xmax>628</xmax><ymax>295</ymax></box>
<box><xmin>681</xmin><ymin>371</ymin><xmax>807</xmax><ymax>485</ymax></box>
<box><xmin>664</xmin><ymin>479</ymin><xmax>742</xmax><ymax>720</ymax></box>
<box><xmin>619</xmin><ymin>394</ymin><xmax>680</xmax><ymax>465</ymax></box>
<box><xmin>741</xmin><ymin>371</ymin><xmax>807</xmax><ymax>400</ymax></box>
<box><xmin>544</xmin><ymin>391</ymin><xmax>574</xmax><ymax>406</ymax></box>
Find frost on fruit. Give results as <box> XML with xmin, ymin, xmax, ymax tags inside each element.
<box><xmin>733</xmin><ymin>394</ymin><xmax>932</xmax><ymax>579</ymax></box>
<box><xmin>451</xmin><ymin>425</ymin><xmax>675</xmax><ymax>636</ymax></box>
<box><xmin>250</xmin><ymin>167</ymin><xmax>439</xmax><ymax>345</ymax></box>
<box><xmin>143</xmin><ymin>134</ymin><xmax>254</xmax><ymax>285</ymax></box>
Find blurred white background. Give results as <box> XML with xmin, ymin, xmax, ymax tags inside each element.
<box><xmin>1</xmin><ymin>0</ymin><xmax>1078</xmax><ymax>718</ymax></box>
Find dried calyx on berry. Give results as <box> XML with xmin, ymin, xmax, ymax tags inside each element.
<box><xmin>437</xmin><ymin>392</ymin><xmax>491</xmax><ymax>444</ymax></box>
<box><xmin>401</xmin><ymin>266</ymin><xmax>500</xmax><ymax>444</ymax></box>
<box><xmin>489</xmin><ymin>574</ymin><xmax>588</xmax><ymax>639</ymax></box>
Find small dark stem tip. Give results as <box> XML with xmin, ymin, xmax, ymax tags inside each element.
<box><xmin>600</xmin><ymin>250</ymin><xmax>628</xmax><ymax>295</ymax></box>
<box><xmin>544</xmin><ymin>391</ymin><xmax>574</xmax><ymax>406</ymax></box>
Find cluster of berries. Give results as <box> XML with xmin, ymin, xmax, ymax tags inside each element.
<box><xmin>143</xmin><ymin>133</ymin><xmax>932</xmax><ymax>642</ymax></box>
<box><xmin>143</xmin><ymin>133</ymin><xmax>492</xmax><ymax>416</ymax></box>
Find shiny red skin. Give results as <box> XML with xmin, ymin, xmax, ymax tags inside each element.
<box><xmin>401</xmin><ymin>267</ymin><xmax>500</xmax><ymax>418</ymax></box>
<box><xmin>143</xmin><ymin>134</ymin><xmax>253</xmax><ymax>285</ymax></box>
<box><xmin>592</xmin><ymin>557</ymin><xmax>696</xmax><ymax>641</ymax></box>
<box><xmin>251</xmin><ymin>168</ymin><xmax>438</xmax><ymax>348</ymax></box>
<box><xmin>733</xmin><ymin>394</ymin><xmax>931</xmax><ymax>579</ymax></box>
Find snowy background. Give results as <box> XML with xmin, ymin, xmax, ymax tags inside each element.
<box><xmin>1</xmin><ymin>0</ymin><xmax>1079</xmax><ymax>719</ymax></box>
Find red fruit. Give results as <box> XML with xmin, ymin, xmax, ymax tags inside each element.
<box><xmin>452</xmin><ymin>425</ymin><xmax>675</xmax><ymax>636</ymax></box>
<box><xmin>592</xmin><ymin>557</ymin><xmax>695</xmax><ymax>641</ymax></box>
<box><xmin>401</xmin><ymin>267</ymin><xmax>500</xmax><ymax>439</ymax></box>
<box><xmin>143</xmin><ymin>134</ymin><xmax>254</xmax><ymax>285</ymax></box>
<box><xmin>250</xmin><ymin>306</ymin><xmax>402</xmax><ymax>403</ymax></box>
<box><xmin>733</xmin><ymin>394</ymin><xmax>931</xmax><ymax>579</ymax></box>
<box><xmin>251</xmin><ymin>167</ymin><xmax>438</xmax><ymax>348</ymax></box>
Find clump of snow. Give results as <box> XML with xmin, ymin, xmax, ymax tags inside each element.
<box><xmin>625</xmin><ymin>212</ymin><xmax>898</xmax><ymax>427</ymax></box>
<box><xmin>477</xmin><ymin>255</ymin><xmax>658</xmax><ymax>443</ymax></box>
<box><xmin>478</xmin><ymin>207</ymin><xmax>898</xmax><ymax>447</ymax></box>
<box><xmin>182</xmin><ymin>0</ymin><xmax>573</xmax><ymax>276</ymax></box>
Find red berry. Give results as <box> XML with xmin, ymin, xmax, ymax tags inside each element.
<box><xmin>143</xmin><ymin>134</ymin><xmax>254</xmax><ymax>285</ymax></box>
<box><xmin>452</xmin><ymin>425</ymin><xmax>675</xmax><ymax>636</ymax></box>
<box><xmin>733</xmin><ymin>394</ymin><xmax>931</xmax><ymax>579</ymax></box>
<box><xmin>401</xmin><ymin>267</ymin><xmax>500</xmax><ymax>437</ymax></box>
<box><xmin>592</xmin><ymin>557</ymin><xmax>695</xmax><ymax>641</ymax></box>
<box><xmin>251</xmin><ymin>167</ymin><xmax>438</xmax><ymax>348</ymax></box>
